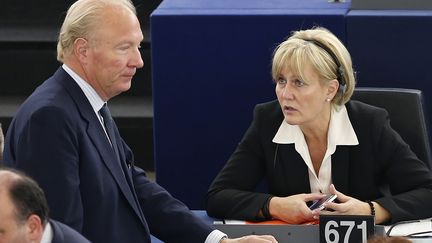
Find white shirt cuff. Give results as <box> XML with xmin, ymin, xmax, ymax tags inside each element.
<box><xmin>205</xmin><ymin>229</ymin><xmax>228</xmax><ymax>243</ymax></box>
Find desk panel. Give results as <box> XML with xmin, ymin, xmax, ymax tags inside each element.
<box><xmin>151</xmin><ymin>211</ymin><xmax>432</xmax><ymax>242</ymax></box>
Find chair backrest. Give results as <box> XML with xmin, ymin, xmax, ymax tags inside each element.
<box><xmin>352</xmin><ymin>87</ymin><xmax>432</xmax><ymax>168</ymax></box>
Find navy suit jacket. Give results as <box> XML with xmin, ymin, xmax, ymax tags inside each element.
<box><xmin>207</xmin><ymin>100</ymin><xmax>432</xmax><ymax>224</ymax></box>
<box><xmin>4</xmin><ymin>67</ymin><xmax>213</xmax><ymax>243</ymax></box>
<box><xmin>50</xmin><ymin>219</ymin><xmax>90</xmax><ymax>243</ymax></box>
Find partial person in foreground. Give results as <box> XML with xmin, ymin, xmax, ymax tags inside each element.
<box><xmin>2</xmin><ymin>0</ymin><xmax>276</xmax><ymax>242</ymax></box>
<box><xmin>206</xmin><ymin>27</ymin><xmax>432</xmax><ymax>225</ymax></box>
<box><xmin>0</xmin><ymin>123</ymin><xmax>4</xmax><ymax>162</ymax></box>
<box><xmin>0</xmin><ymin>167</ymin><xmax>90</xmax><ymax>243</ymax></box>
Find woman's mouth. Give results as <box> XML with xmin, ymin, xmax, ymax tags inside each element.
<box><xmin>284</xmin><ymin>105</ymin><xmax>297</xmax><ymax>112</ymax></box>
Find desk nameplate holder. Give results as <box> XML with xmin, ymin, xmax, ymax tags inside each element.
<box><xmin>319</xmin><ymin>215</ymin><xmax>375</xmax><ymax>243</ymax></box>
<box><xmin>214</xmin><ymin>219</ymin><xmax>384</xmax><ymax>243</ymax></box>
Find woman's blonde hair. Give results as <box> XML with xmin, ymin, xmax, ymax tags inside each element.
<box><xmin>272</xmin><ymin>27</ymin><xmax>355</xmax><ymax>105</ymax></box>
<box><xmin>57</xmin><ymin>0</ymin><xmax>136</xmax><ymax>62</ymax></box>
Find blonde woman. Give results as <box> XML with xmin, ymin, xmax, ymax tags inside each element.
<box><xmin>207</xmin><ymin>27</ymin><xmax>432</xmax><ymax>225</ymax></box>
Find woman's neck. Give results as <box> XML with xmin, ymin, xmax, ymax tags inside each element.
<box><xmin>300</xmin><ymin>106</ymin><xmax>332</xmax><ymax>143</ymax></box>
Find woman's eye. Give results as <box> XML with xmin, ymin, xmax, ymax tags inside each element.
<box><xmin>294</xmin><ymin>79</ymin><xmax>305</xmax><ymax>87</ymax></box>
<box><xmin>277</xmin><ymin>78</ymin><xmax>287</xmax><ymax>85</ymax></box>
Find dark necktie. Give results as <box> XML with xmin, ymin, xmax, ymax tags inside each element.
<box><xmin>100</xmin><ymin>104</ymin><xmax>120</xmax><ymax>159</ymax></box>
<box><xmin>100</xmin><ymin>104</ymin><xmax>134</xmax><ymax>190</ymax></box>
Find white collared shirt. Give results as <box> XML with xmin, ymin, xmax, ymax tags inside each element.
<box><xmin>40</xmin><ymin>222</ymin><xmax>53</xmax><ymax>243</ymax></box>
<box><xmin>272</xmin><ymin>105</ymin><xmax>359</xmax><ymax>194</ymax></box>
<box><xmin>62</xmin><ymin>64</ymin><xmax>105</xmax><ymax>125</ymax></box>
<box><xmin>205</xmin><ymin>230</ymin><xmax>227</xmax><ymax>243</ymax></box>
<box><xmin>62</xmin><ymin>64</ymin><xmax>110</xmax><ymax>141</ymax></box>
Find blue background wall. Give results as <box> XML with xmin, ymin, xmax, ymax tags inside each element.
<box><xmin>346</xmin><ymin>10</ymin><xmax>432</xmax><ymax>99</ymax></box>
<box><xmin>151</xmin><ymin>0</ymin><xmax>432</xmax><ymax>209</ymax></box>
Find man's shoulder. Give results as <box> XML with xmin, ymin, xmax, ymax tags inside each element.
<box><xmin>50</xmin><ymin>219</ymin><xmax>91</xmax><ymax>243</ymax></box>
<box><xmin>14</xmin><ymin>68</ymin><xmax>82</xmax><ymax>120</ymax></box>
<box><xmin>28</xmin><ymin>68</ymin><xmax>74</xmax><ymax>103</ymax></box>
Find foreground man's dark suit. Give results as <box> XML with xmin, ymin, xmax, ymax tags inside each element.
<box><xmin>50</xmin><ymin>219</ymin><xmax>90</xmax><ymax>243</ymax></box>
<box><xmin>4</xmin><ymin>67</ymin><xmax>213</xmax><ymax>243</ymax></box>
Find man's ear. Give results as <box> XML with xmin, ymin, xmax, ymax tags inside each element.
<box><xmin>327</xmin><ymin>79</ymin><xmax>339</xmax><ymax>99</ymax></box>
<box><xmin>26</xmin><ymin>214</ymin><xmax>44</xmax><ymax>242</ymax></box>
<box><xmin>73</xmin><ymin>37</ymin><xmax>89</xmax><ymax>63</ymax></box>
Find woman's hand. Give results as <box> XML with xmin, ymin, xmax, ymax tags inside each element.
<box><xmin>269</xmin><ymin>193</ymin><xmax>325</xmax><ymax>224</ymax></box>
<box><xmin>317</xmin><ymin>184</ymin><xmax>370</xmax><ymax>216</ymax></box>
<box><xmin>223</xmin><ymin>235</ymin><xmax>278</xmax><ymax>243</ymax></box>
<box><xmin>316</xmin><ymin>184</ymin><xmax>390</xmax><ymax>224</ymax></box>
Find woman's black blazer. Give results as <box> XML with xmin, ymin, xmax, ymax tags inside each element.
<box><xmin>207</xmin><ymin>100</ymin><xmax>432</xmax><ymax>224</ymax></box>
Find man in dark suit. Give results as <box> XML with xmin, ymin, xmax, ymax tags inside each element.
<box><xmin>0</xmin><ymin>168</ymin><xmax>90</xmax><ymax>243</ymax></box>
<box><xmin>2</xmin><ymin>0</ymin><xmax>275</xmax><ymax>243</ymax></box>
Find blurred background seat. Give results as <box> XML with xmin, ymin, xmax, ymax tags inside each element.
<box><xmin>352</xmin><ymin>87</ymin><xmax>432</xmax><ymax>168</ymax></box>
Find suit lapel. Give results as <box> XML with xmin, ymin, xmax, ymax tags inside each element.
<box><xmin>276</xmin><ymin>143</ymin><xmax>351</xmax><ymax>195</ymax></box>
<box><xmin>56</xmin><ymin>68</ymin><xmax>145</xmax><ymax>224</ymax></box>
<box><xmin>276</xmin><ymin>144</ymin><xmax>311</xmax><ymax>194</ymax></box>
<box><xmin>331</xmin><ymin>146</ymin><xmax>350</xmax><ymax>194</ymax></box>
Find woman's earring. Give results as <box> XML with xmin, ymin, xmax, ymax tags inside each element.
<box><xmin>326</xmin><ymin>98</ymin><xmax>331</xmax><ymax>102</ymax></box>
